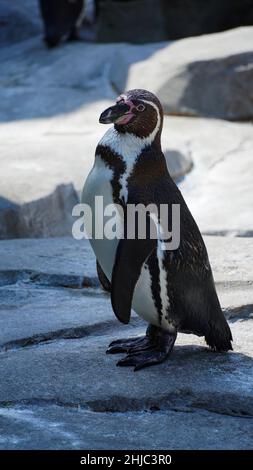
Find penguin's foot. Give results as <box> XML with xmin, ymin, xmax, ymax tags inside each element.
<box><xmin>106</xmin><ymin>325</ymin><xmax>177</xmax><ymax>371</ymax></box>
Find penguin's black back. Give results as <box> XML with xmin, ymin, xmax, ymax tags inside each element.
<box><xmin>127</xmin><ymin>145</ymin><xmax>233</xmax><ymax>351</ymax></box>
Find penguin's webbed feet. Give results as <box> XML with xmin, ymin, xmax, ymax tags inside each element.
<box><xmin>106</xmin><ymin>325</ymin><xmax>177</xmax><ymax>371</ymax></box>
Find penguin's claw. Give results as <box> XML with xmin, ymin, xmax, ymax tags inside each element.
<box><xmin>106</xmin><ymin>335</ymin><xmax>149</xmax><ymax>354</ymax></box>
<box><xmin>107</xmin><ymin>326</ymin><xmax>177</xmax><ymax>370</ymax></box>
<box><xmin>117</xmin><ymin>349</ymin><xmax>166</xmax><ymax>371</ymax></box>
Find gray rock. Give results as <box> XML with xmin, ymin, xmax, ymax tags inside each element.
<box><xmin>0</xmin><ymin>311</ymin><xmax>251</xmax><ymax>408</ymax></box>
<box><xmin>0</xmin><ymin>285</ymin><xmax>114</xmax><ymax>347</ymax></box>
<box><xmin>0</xmin><ymin>236</ymin><xmax>252</xmax><ymax>339</ymax></box>
<box><xmin>96</xmin><ymin>0</ymin><xmax>167</xmax><ymax>43</ymax></box>
<box><xmin>0</xmin><ymin>184</ymin><xmax>79</xmax><ymax>239</ymax></box>
<box><xmin>0</xmin><ymin>38</ymin><xmax>117</xmax><ymax>122</ymax></box>
<box><xmin>0</xmin><ymin>237</ymin><xmax>94</xmax><ymax>277</ymax></box>
<box><xmin>96</xmin><ymin>0</ymin><xmax>253</xmax><ymax>44</ymax></box>
<box><xmin>111</xmin><ymin>27</ymin><xmax>253</xmax><ymax>120</ymax></box>
<box><xmin>160</xmin><ymin>52</ymin><xmax>253</xmax><ymax>121</ymax></box>
<box><xmin>164</xmin><ymin>116</ymin><xmax>253</xmax><ymax>237</ymax></box>
<box><xmin>1</xmin><ymin>404</ymin><xmax>253</xmax><ymax>450</ymax></box>
<box><xmin>18</xmin><ymin>183</ymin><xmax>79</xmax><ymax>238</ymax></box>
<box><xmin>160</xmin><ymin>0</ymin><xmax>253</xmax><ymax>41</ymax></box>
<box><xmin>0</xmin><ymin>198</ymin><xmax>20</xmax><ymax>240</ymax></box>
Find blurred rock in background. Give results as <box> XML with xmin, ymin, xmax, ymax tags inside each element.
<box><xmin>110</xmin><ymin>27</ymin><xmax>253</xmax><ymax>121</ymax></box>
<box><xmin>96</xmin><ymin>0</ymin><xmax>253</xmax><ymax>43</ymax></box>
<box><xmin>161</xmin><ymin>0</ymin><xmax>253</xmax><ymax>39</ymax></box>
<box><xmin>96</xmin><ymin>0</ymin><xmax>167</xmax><ymax>43</ymax></box>
<box><xmin>4</xmin><ymin>1</ymin><xmax>251</xmax><ymax>48</ymax></box>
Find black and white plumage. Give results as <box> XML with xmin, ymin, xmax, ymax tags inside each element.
<box><xmin>39</xmin><ymin>0</ymin><xmax>85</xmax><ymax>48</ymax></box>
<box><xmin>82</xmin><ymin>89</ymin><xmax>232</xmax><ymax>370</ymax></box>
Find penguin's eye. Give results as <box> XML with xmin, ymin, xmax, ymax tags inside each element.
<box><xmin>136</xmin><ymin>104</ymin><xmax>145</xmax><ymax>112</ymax></box>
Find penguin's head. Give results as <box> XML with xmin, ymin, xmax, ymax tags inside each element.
<box><xmin>99</xmin><ymin>89</ymin><xmax>163</xmax><ymax>139</ymax></box>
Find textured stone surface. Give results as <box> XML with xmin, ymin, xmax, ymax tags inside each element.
<box><xmin>1</xmin><ymin>404</ymin><xmax>252</xmax><ymax>450</ymax></box>
<box><xmin>0</xmin><ymin>238</ymin><xmax>252</xmax><ymax>347</ymax></box>
<box><xmin>0</xmin><ymin>183</ymin><xmax>79</xmax><ymax>239</ymax></box>
<box><xmin>0</xmin><ymin>319</ymin><xmax>252</xmax><ymax>409</ymax></box>
<box><xmin>167</xmin><ymin>117</ymin><xmax>253</xmax><ymax>236</ymax></box>
<box><xmin>110</xmin><ymin>27</ymin><xmax>253</xmax><ymax>120</ymax></box>
<box><xmin>0</xmin><ymin>236</ymin><xmax>252</xmax><ymax>449</ymax></box>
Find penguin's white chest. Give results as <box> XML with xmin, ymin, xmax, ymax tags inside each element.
<box><xmin>81</xmin><ymin>153</ymin><xmax>171</xmax><ymax>331</ymax></box>
<box><xmin>82</xmin><ymin>155</ymin><xmax>158</xmax><ymax>324</ymax></box>
<box><xmin>81</xmin><ymin>156</ymin><xmax>120</xmax><ymax>281</ymax></box>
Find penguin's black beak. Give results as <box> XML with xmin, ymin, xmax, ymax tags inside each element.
<box><xmin>99</xmin><ymin>103</ymin><xmax>130</xmax><ymax>124</ymax></box>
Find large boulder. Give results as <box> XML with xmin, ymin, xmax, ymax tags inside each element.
<box><xmin>0</xmin><ymin>184</ymin><xmax>79</xmax><ymax>239</ymax></box>
<box><xmin>110</xmin><ymin>27</ymin><xmax>253</xmax><ymax>120</ymax></box>
<box><xmin>164</xmin><ymin>115</ymin><xmax>253</xmax><ymax>237</ymax></box>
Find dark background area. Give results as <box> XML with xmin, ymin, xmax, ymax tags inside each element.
<box><xmin>1</xmin><ymin>0</ymin><xmax>253</xmax><ymax>48</ymax></box>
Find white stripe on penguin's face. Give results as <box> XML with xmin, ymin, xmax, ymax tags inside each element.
<box><xmin>141</xmin><ymin>99</ymin><xmax>161</xmax><ymax>142</ymax></box>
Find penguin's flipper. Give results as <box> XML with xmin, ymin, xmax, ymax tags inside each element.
<box><xmin>111</xmin><ymin>214</ymin><xmax>157</xmax><ymax>324</ymax></box>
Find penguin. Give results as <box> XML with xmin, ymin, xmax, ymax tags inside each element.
<box><xmin>39</xmin><ymin>0</ymin><xmax>85</xmax><ymax>48</ymax></box>
<box><xmin>81</xmin><ymin>89</ymin><xmax>232</xmax><ymax>371</ymax></box>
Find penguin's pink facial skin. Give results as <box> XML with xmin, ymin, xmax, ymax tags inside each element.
<box><xmin>114</xmin><ymin>96</ymin><xmax>136</xmax><ymax>125</ymax></box>
<box><xmin>99</xmin><ymin>95</ymin><xmax>140</xmax><ymax>126</ymax></box>
<box><xmin>99</xmin><ymin>89</ymin><xmax>163</xmax><ymax>139</ymax></box>
<box><xmin>99</xmin><ymin>101</ymin><xmax>131</xmax><ymax>125</ymax></box>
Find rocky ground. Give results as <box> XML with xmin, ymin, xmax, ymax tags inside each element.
<box><xmin>0</xmin><ymin>236</ymin><xmax>253</xmax><ymax>450</ymax></box>
<box><xmin>0</xmin><ymin>2</ymin><xmax>252</xmax><ymax>449</ymax></box>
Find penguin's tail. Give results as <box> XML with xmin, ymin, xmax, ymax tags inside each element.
<box><xmin>205</xmin><ymin>314</ymin><xmax>233</xmax><ymax>352</ymax></box>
